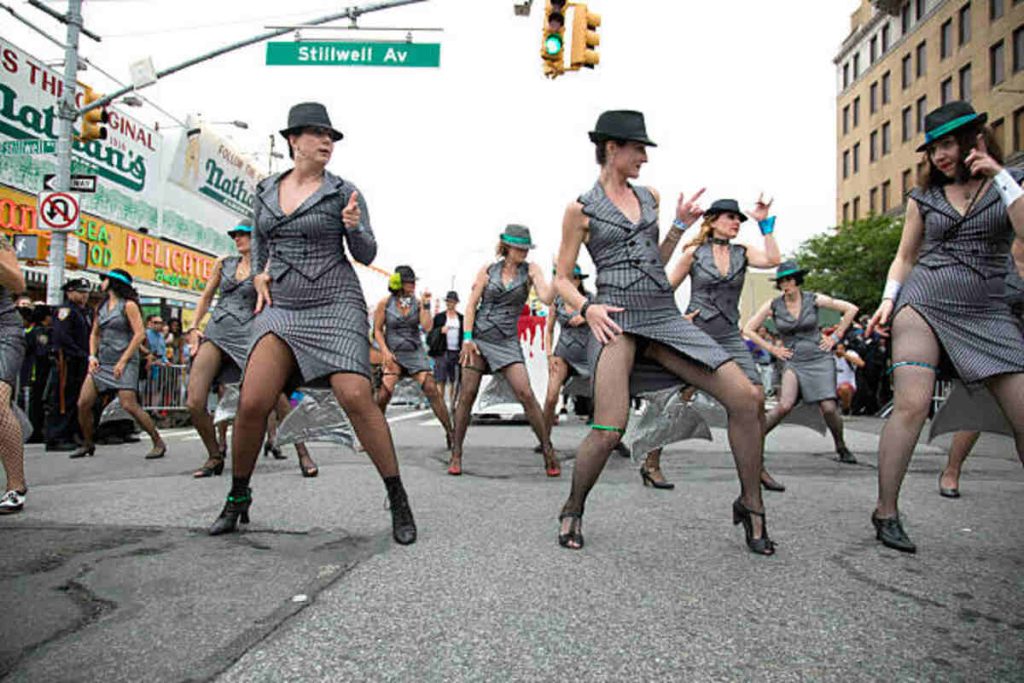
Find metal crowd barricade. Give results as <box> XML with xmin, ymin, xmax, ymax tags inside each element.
<box><xmin>139</xmin><ymin>363</ymin><xmax>189</xmax><ymax>411</ymax></box>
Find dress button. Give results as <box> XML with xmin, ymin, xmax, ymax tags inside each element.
<box><xmin>628</xmin><ymin>240</ymin><xmax>636</xmax><ymax>247</ymax></box>
<box><xmin>632</xmin><ymin>258</ymin><xmax>639</xmax><ymax>264</ymax></box>
<box><xmin>646</xmin><ymin>240</ymin><xmax>652</xmax><ymax>247</ymax></box>
<box><xmin>650</xmin><ymin>259</ymin><xmax>658</xmax><ymax>264</ymax></box>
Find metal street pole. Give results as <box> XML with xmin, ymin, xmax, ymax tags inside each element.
<box><xmin>46</xmin><ymin>0</ymin><xmax>81</xmax><ymax>305</ymax></box>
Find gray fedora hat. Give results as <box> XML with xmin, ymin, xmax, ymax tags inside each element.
<box><xmin>588</xmin><ymin>110</ymin><xmax>657</xmax><ymax>147</ymax></box>
<box><xmin>500</xmin><ymin>224</ymin><xmax>535</xmax><ymax>250</ymax></box>
<box><xmin>279</xmin><ymin>102</ymin><xmax>343</xmax><ymax>142</ymax></box>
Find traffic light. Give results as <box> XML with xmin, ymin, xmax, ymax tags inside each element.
<box><xmin>78</xmin><ymin>86</ymin><xmax>108</xmax><ymax>142</ymax></box>
<box><xmin>541</xmin><ymin>0</ymin><xmax>567</xmax><ymax>78</ymax></box>
<box><xmin>569</xmin><ymin>3</ymin><xmax>601</xmax><ymax>70</ymax></box>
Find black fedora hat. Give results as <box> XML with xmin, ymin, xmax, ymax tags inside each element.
<box><xmin>61</xmin><ymin>277</ymin><xmax>91</xmax><ymax>293</ymax></box>
<box><xmin>445</xmin><ymin>290</ymin><xmax>459</xmax><ymax>303</ymax></box>
<box><xmin>704</xmin><ymin>198</ymin><xmax>748</xmax><ymax>223</ymax></box>
<box><xmin>588</xmin><ymin>110</ymin><xmax>657</xmax><ymax>147</ymax></box>
<box><xmin>500</xmin><ymin>224</ymin><xmax>535</xmax><ymax>250</ymax></box>
<box><xmin>771</xmin><ymin>260</ymin><xmax>808</xmax><ymax>281</ymax></box>
<box><xmin>279</xmin><ymin>102</ymin><xmax>343</xmax><ymax>142</ymax></box>
<box><xmin>916</xmin><ymin>101</ymin><xmax>987</xmax><ymax>152</ymax></box>
<box><xmin>395</xmin><ymin>265</ymin><xmax>417</xmax><ymax>283</ymax></box>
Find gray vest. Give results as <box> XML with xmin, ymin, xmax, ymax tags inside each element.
<box><xmin>474</xmin><ymin>260</ymin><xmax>529</xmax><ymax>340</ymax></box>
<box><xmin>97</xmin><ymin>299</ymin><xmax>133</xmax><ymax>364</ymax></box>
<box><xmin>771</xmin><ymin>291</ymin><xmax>823</xmax><ymax>363</ymax></box>
<box><xmin>384</xmin><ymin>295</ymin><xmax>422</xmax><ymax>352</ymax></box>
<box><xmin>686</xmin><ymin>242</ymin><xmax>747</xmax><ymax>326</ymax></box>
<box><xmin>210</xmin><ymin>256</ymin><xmax>256</xmax><ymax>324</ymax></box>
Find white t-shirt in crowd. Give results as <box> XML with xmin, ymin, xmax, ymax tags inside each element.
<box><xmin>835</xmin><ymin>351</ymin><xmax>860</xmax><ymax>388</ymax></box>
<box><xmin>445</xmin><ymin>311</ymin><xmax>460</xmax><ymax>351</ymax></box>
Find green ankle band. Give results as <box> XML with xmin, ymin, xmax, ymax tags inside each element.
<box><xmin>591</xmin><ymin>424</ymin><xmax>626</xmax><ymax>434</ymax></box>
<box><xmin>227</xmin><ymin>494</ymin><xmax>250</xmax><ymax>503</ymax></box>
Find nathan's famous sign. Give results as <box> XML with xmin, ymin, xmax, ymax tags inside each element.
<box><xmin>170</xmin><ymin>123</ymin><xmax>261</xmax><ymax>218</ymax></box>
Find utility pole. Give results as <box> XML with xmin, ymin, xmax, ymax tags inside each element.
<box><xmin>46</xmin><ymin>0</ymin><xmax>82</xmax><ymax>305</ymax></box>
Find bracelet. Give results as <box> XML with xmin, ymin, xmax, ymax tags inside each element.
<box><xmin>671</xmin><ymin>219</ymin><xmax>687</xmax><ymax>231</ymax></box>
<box><xmin>462</xmin><ymin>331</ymin><xmax>473</xmax><ymax>341</ymax></box>
<box><xmin>758</xmin><ymin>216</ymin><xmax>776</xmax><ymax>236</ymax></box>
<box><xmin>580</xmin><ymin>301</ymin><xmax>592</xmax><ymax>319</ymax></box>
<box><xmin>882</xmin><ymin>278</ymin><xmax>902</xmax><ymax>301</ymax></box>
<box><xmin>993</xmin><ymin>168</ymin><xmax>1023</xmax><ymax>208</ymax></box>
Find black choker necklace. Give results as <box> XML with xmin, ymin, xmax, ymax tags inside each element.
<box><xmin>711</xmin><ymin>237</ymin><xmax>731</xmax><ymax>246</ymax></box>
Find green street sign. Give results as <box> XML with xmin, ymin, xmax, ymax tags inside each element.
<box><xmin>1</xmin><ymin>139</ymin><xmax>56</xmax><ymax>156</ymax></box>
<box><xmin>266</xmin><ymin>42</ymin><xmax>441</xmax><ymax>68</ymax></box>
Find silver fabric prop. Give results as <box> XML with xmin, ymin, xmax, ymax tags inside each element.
<box><xmin>477</xmin><ymin>374</ymin><xmax>521</xmax><ymax>411</ymax></box>
<box><xmin>14</xmin><ymin>403</ymin><xmax>31</xmax><ymax>444</ymax></box>
<box><xmin>623</xmin><ymin>386</ymin><xmax>712</xmax><ymax>460</ymax></box>
<box><xmin>213</xmin><ymin>384</ymin><xmax>240</xmax><ymax>426</ymax></box>
<box><xmin>273</xmin><ymin>389</ymin><xmax>355</xmax><ymax>448</ymax></box>
<box><xmin>690</xmin><ymin>391</ymin><xmax>728</xmax><ymax>429</ymax></box>
<box><xmin>99</xmin><ymin>397</ymin><xmax>135</xmax><ymax>425</ymax></box>
<box><xmin>929</xmin><ymin>381</ymin><xmax>1013</xmax><ymax>441</ymax></box>
<box><xmin>782</xmin><ymin>401</ymin><xmax>827</xmax><ymax>436</ymax></box>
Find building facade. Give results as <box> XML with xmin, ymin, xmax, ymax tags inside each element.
<box><xmin>834</xmin><ymin>0</ymin><xmax>1024</xmax><ymax>224</ymax></box>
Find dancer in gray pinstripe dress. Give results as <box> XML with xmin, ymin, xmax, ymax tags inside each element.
<box><xmin>71</xmin><ymin>269</ymin><xmax>166</xmax><ymax>461</ymax></box>
<box><xmin>867</xmin><ymin>101</ymin><xmax>1024</xmax><ymax>553</ymax></box>
<box><xmin>449</xmin><ymin>225</ymin><xmax>559</xmax><ymax>477</ymax></box>
<box><xmin>553</xmin><ymin>110</ymin><xmax>771</xmax><ymax>555</ymax></box>
<box><xmin>207</xmin><ymin>102</ymin><xmax>415</xmax><ymax>545</ymax></box>
<box><xmin>185</xmin><ymin>225</ymin><xmax>317</xmax><ymax>479</ymax></box>
<box><xmin>541</xmin><ymin>264</ymin><xmax>591</xmax><ymax>448</ymax></box>
<box><xmin>373</xmin><ymin>264</ymin><xmax>453</xmax><ymax>446</ymax></box>
<box><xmin>0</xmin><ymin>234</ymin><xmax>28</xmax><ymax>514</ymax></box>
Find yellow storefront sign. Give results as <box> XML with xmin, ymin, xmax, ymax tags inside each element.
<box><xmin>0</xmin><ymin>185</ymin><xmax>215</xmax><ymax>292</ymax></box>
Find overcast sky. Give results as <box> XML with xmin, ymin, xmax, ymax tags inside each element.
<box><xmin>6</xmin><ymin>0</ymin><xmax>854</xmax><ymax>299</ymax></box>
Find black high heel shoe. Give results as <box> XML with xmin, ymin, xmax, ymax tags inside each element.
<box><xmin>264</xmin><ymin>442</ymin><xmax>286</xmax><ymax>460</ymax></box>
<box><xmin>760</xmin><ymin>470</ymin><xmax>786</xmax><ymax>492</ymax></box>
<box><xmin>208</xmin><ymin>489</ymin><xmax>252</xmax><ymax>535</ymax></box>
<box><xmin>557</xmin><ymin>512</ymin><xmax>584</xmax><ymax>549</ymax></box>
<box><xmin>732</xmin><ymin>497</ymin><xmax>775</xmax><ymax>556</ymax></box>
<box><xmin>640</xmin><ymin>466</ymin><xmax>675</xmax><ymax>490</ymax></box>
<box><xmin>69</xmin><ymin>444</ymin><xmax>95</xmax><ymax>459</ymax></box>
<box><xmin>384</xmin><ymin>477</ymin><xmax>417</xmax><ymax>545</ymax></box>
<box><xmin>871</xmin><ymin>511</ymin><xmax>916</xmax><ymax>553</ymax></box>
<box><xmin>193</xmin><ymin>456</ymin><xmax>225</xmax><ymax>478</ymax></box>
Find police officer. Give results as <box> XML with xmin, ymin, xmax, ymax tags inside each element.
<box><xmin>24</xmin><ymin>305</ymin><xmax>52</xmax><ymax>442</ymax></box>
<box><xmin>45</xmin><ymin>277</ymin><xmax>92</xmax><ymax>451</ymax></box>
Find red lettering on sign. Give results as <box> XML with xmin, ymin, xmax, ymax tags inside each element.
<box><xmin>1</xmin><ymin>49</ymin><xmax>17</xmax><ymax>74</ymax></box>
<box><xmin>124</xmin><ymin>233</ymin><xmax>139</xmax><ymax>264</ymax></box>
<box><xmin>141</xmin><ymin>237</ymin><xmax>155</xmax><ymax>265</ymax></box>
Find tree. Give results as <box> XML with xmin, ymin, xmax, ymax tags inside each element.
<box><xmin>794</xmin><ymin>214</ymin><xmax>903</xmax><ymax>315</ymax></box>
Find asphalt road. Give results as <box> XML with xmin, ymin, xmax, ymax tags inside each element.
<box><xmin>1</xmin><ymin>410</ymin><xmax>1021</xmax><ymax>682</ymax></box>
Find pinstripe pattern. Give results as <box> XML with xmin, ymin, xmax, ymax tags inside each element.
<box><xmin>771</xmin><ymin>292</ymin><xmax>836</xmax><ymax>403</ymax></box>
<box><xmin>248</xmin><ymin>170</ymin><xmax>375</xmax><ymax>386</ymax></box>
<box><xmin>384</xmin><ymin>295</ymin><xmax>431</xmax><ymax>376</ymax></box>
<box><xmin>472</xmin><ymin>260</ymin><xmax>529</xmax><ymax>373</ymax></box>
<box><xmin>202</xmin><ymin>255</ymin><xmax>256</xmax><ymax>372</ymax></box>
<box><xmin>686</xmin><ymin>243</ymin><xmax>760</xmax><ymax>385</ymax></box>
<box><xmin>898</xmin><ymin>167</ymin><xmax>1024</xmax><ymax>383</ymax></box>
<box><xmin>579</xmin><ymin>181</ymin><xmax>730</xmax><ymax>395</ymax></box>
<box><xmin>553</xmin><ymin>295</ymin><xmax>591</xmax><ymax>376</ymax></box>
<box><xmin>91</xmin><ymin>299</ymin><xmax>140</xmax><ymax>393</ymax></box>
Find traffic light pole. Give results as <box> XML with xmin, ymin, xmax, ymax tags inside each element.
<box><xmin>46</xmin><ymin>0</ymin><xmax>82</xmax><ymax>306</ymax></box>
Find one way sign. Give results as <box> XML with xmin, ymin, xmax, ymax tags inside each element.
<box><xmin>42</xmin><ymin>173</ymin><xmax>97</xmax><ymax>193</ymax></box>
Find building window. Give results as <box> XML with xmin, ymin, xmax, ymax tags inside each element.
<box><xmin>902</xmin><ymin>106</ymin><xmax>913</xmax><ymax>141</ymax></box>
<box><xmin>853</xmin><ymin>142</ymin><xmax>861</xmax><ymax>173</ymax></box>
<box><xmin>843</xmin><ymin>62</ymin><xmax>850</xmax><ymax>89</ymax></box>
<box><xmin>959</xmin><ymin>62</ymin><xmax>973</xmax><ymax>100</ymax></box>
<box><xmin>902</xmin><ymin>3</ymin><xmax>912</xmax><ymax>34</ymax></box>
<box><xmin>870</xmin><ymin>130</ymin><xmax>879</xmax><ymax>162</ymax></box>
<box><xmin>941</xmin><ymin>77</ymin><xmax>954</xmax><ymax>104</ymax></box>
<box><xmin>1013</xmin><ymin>107</ymin><xmax>1024</xmax><ymax>152</ymax></box>
<box><xmin>882</xmin><ymin>24</ymin><xmax>891</xmax><ymax>53</ymax></box>
<box><xmin>941</xmin><ymin>19</ymin><xmax>954</xmax><ymax>58</ymax></box>
<box><xmin>916</xmin><ymin>0</ymin><xmax>925</xmax><ymax>21</ymax></box>
<box><xmin>917</xmin><ymin>96</ymin><xmax>928</xmax><ymax>133</ymax></box>
<box><xmin>853</xmin><ymin>97</ymin><xmax>861</xmax><ymax>127</ymax></box>
<box><xmin>843</xmin><ymin>105</ymin><xmax>850</xmax><ymax>135</ymax></box>
<box><xmin>882</xmin><ymin>121</ymin><xmax>892</xmax><ymax>155</ymax></box>
<box><xmin>853</xmin><ymin>52</ymin><xmax>861</xmax><ymax>78</ymax></box>
<box><xmin>843</xmin><ymin>202</ymin><xmax>850</xmax><ymax>224</ymax></box>
<box><xmin>882</xmin><ymin>71</ymin><xmax>892</xmax><ymax>104</ymax></box>
<box><xmin>991</xmin><ymin>40</ymin><xmax>1005</xmax><ymax>85</ymax></box>
<box><xmin>870</xmin><ymin>82</ymin><xmax>879</xmax><ymax>113</ymax></box>
<box><xmin>1013</xmin><ymin>24</ymin><xmax>1023</xmax><ymax>73</ymax></box>
<box><xmin>843</xmin><ymin>150</ymin><xmax>850</xmax><ymax>179</ymax></box>
<box><xmin>870</xmin><ymin>187</ymin><xmax>878</xmax><ymax>215</ymax></box>
<box><xmin>991</xmin><ymin>117</ymin><xmax>1005</xmax><ymax>149</ymax></box>
<box><xmin>916</xmin><ymin>41</ymin><xmax>927</xmax><ymax>78</ymax></box>
<box><xmin>902</xmin><ymin>53</ymin><xmax>912</xmax><ymax>88</ymax></box>
<box><xmin>882</xmin><ymin>181</ymin><xmax>892</xmax><ymax>213</ymax></box>
<box><xmin>902</xmin><ymin>169</ymin><xmax>913</xmax><ymax>198</ymax></box>
<box><xmin>991</xmin><ymin>0</ymin><xmax>1004</xmax><ymax>20</ymax></box>
<box><xmin>870</xmin><ymin>36</ymin><xmax>878</xmax><ymax>63</ymax></box>
<box><xmin>959</xmin><ymin>3</ymin><xmax>972</xmax><ymax>45</ymax></box>
<box><xmin>853</xmin><ymin>196</ymin><xmax>861</xmax><ymax>221</ymax></box>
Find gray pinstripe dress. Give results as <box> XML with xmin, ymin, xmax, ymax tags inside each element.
<box><xmin>685</xmin><ymin>243</ymin><xmax>761</xmax><ymax>386</ymax></box>
<box><xmin>91</xmin><ymin>299</ymin><xmax>141</xmax><ymax>393</ymax></box>
<box><xmin>202</xmin><ymin>255</ymin><xmax>256</xmax><ymax>382</ymax></box>
<box><xmin>580</xmin><ymin>182</ymin><xmax>731</xmax><ymax>395</ymax></box>
<box><xmin>0</xmin><ymin>281</ymin><xmax>25</xmax><ymax>393</ymax></box>
<box><xmin>384</xmin><ymin>295</ymin><xmax>431</xmax><ymax>376</ymax></box>
<box><xmin>552</xmin><ymin>295</ymin><xmax>590</xmax><ymax>376</ymax></box>
<box><xmin>898</xmin><ymin>168</ymin><xmax>1024</xmax><ymax>383</ymax></box>
<box><xmin>249</xmin><ymin>170</ymin><xmax>376</xmax><ymax>389</ymax></box>
<box><xmin>472</xmin><ymin>260</ymin><xmax>530</xmax><ymax>373</ymax></box>
<box><xmin>771</xmin><ymin>292</ymin><xmax>836</xmax><ymax>403</ymax></box>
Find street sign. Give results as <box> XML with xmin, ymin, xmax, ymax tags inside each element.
<box><xmin>43</xmin><ymin>173</ymin><xmax>98</xmax><ymax>193</ymax></box>
<box><xmin>37</xmin><ymin>191</ymin><xmax>81</xmax><ymax>231</ymax></box>
<box><xmin>266</xmin><ymin>41</ymin><xmax>441</xmax><ymax>68</ymax></box>
<box><xmin>1</xmin><ymin>139</ymin><xmax>56</xmax><ymax>156</ymax></box>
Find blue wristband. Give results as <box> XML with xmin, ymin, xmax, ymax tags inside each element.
<box><xmin>758</xmin><ymin>216</ymin><xmax>776</xmax><ymax>236</ymax></box>
<box><xmin>671</xmin><ymin>219</ymin><xmax>687</xmax><ymax>231</ymax></box>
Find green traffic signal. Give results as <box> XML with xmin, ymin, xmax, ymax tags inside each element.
<box><xmin>544</xmin><ymin>33</ymin><xmax>563</xmax><ymax>56</ymax></box>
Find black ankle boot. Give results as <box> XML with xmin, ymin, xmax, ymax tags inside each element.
<box><xmin>384</xmin><ymin>476</ymin><xmax>416</xmax><ymax>545</ymax></box>
<box><xmin>209</xmin><ymin>479</ymin><xmax>252</xmax><ymax>536</ymax></box>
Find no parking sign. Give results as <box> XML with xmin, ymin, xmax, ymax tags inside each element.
<box><xmin>37</xmin><ymin>191</ymin><xmax>80</xmax><ymax>232</ymax></box>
